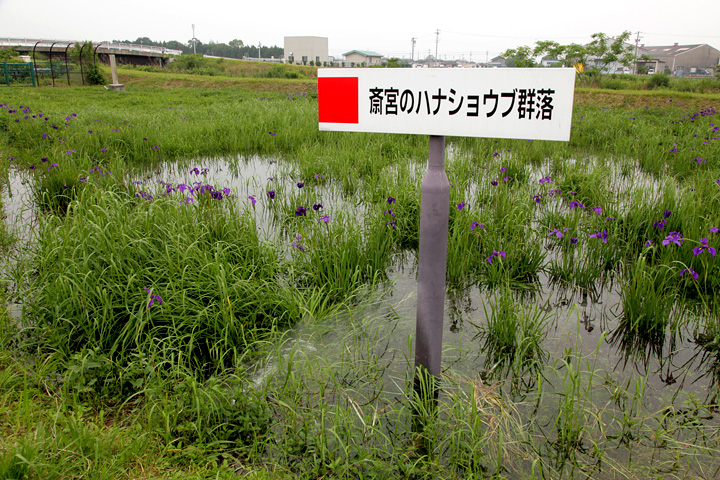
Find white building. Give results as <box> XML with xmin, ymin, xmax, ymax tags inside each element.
<box><xmin>343</xmin><ymin>50</ymin><xmax>384</xmax><ymax>66</ymax></box>
<box><xmin>283</xmin><ymin>36</ymin><xmax>330</xmax><ymax>66</ymax></box>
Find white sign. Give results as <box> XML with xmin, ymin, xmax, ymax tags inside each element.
<box><xmin>319</xmin><ymin>68</ymin><xmax>576</xmax><ymax>141</ymax></box>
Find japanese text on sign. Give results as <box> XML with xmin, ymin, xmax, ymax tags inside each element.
<box><xmin>368</xmin><ymin>87</ymin><xmax>556</xmax><ymax>120</ymax></box>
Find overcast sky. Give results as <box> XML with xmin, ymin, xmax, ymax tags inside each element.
<box><xmin>1</xmin><ymin>0</ymin><xmax>719</xmax><ymax>60</ymax></box>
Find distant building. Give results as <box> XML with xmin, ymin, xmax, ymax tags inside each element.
<box><xmin>343</xmin><ymin>50</ymin><xmax>384</xmax><ymax>66</ymax></box>
<box><xmin>284</xmin><ymin>36</ymin><xmax>330</xmax><ymax>66</ymax></box>
<box><xmin>642</xmin><ymin>44</ymin><xmax>719</xmax><ymax>76</ymax></box>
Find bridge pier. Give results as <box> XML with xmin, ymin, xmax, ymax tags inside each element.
<box><xmin>108</xmin><ymin>54</ymin><xmax>125</xmax><ymax>91</ymax></box>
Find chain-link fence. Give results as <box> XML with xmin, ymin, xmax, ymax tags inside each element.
<box><xmin>1</xmin><ymin>62</ymin><xmax>36</xmax><ymax>87</ymax></box>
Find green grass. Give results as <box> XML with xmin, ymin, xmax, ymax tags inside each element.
<box><xmin>1</xmin><ymin>83</ymin><xmax>720</xmax><ymax>478</ymax></box>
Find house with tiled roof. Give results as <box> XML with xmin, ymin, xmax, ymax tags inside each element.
<box><xmin>343</xmin><ymin>50</ymin><xmax>384</xmax><ymax>66</ymax></box>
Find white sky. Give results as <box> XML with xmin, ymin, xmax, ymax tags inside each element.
<box><xmin>1</xmin><ymin>0</ymin><xmax>719</xmax><ymax>60</ymax></box>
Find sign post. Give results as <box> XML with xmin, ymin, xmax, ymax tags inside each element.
<box><xmin>318</xmin><ymin>67</ymin><xmax>575</xmax><ymax>417</ymax></box>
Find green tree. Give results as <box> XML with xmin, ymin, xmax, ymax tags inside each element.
<box><xmin>502</xmin><ymin>46</ymin><xmax>536</xmax><ymax>67</ymax></box>
<box><xmin>229</xmin><ymin>39</ymin><xmax>244</xmax><ymax>48</ymax></box>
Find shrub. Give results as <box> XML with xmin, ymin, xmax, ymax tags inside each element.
<box><xmin>646</xmin><ymin>72</ymin><xmax>670</xmax><ymax>89</ymax></box>
<box><xmin>84</xmin><ymin>63</ymin><xmax>106</xmax><ymax>85</ymax></box>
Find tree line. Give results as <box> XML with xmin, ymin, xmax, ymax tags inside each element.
<box><xmin>113</xmin><ymin>37</ymin><xmax>283</xmax><ymax>60</ymax></box>
<box><xmin>502</xmin><ymin>31</ymin><xmax>651</xmax><ymax>73</ymax></box>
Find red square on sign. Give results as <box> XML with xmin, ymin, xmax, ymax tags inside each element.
<box><xmin>318</xmin><ymin>77</ymin><xmax>359</xmax><ymax>124</ymax></box>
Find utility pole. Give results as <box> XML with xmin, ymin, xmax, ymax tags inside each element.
<box><xmin>435</xmin><ymin>29</ymin><xmax>440</xmax><ymax>64</ymax></box>
<box><xmin>634</xmin><ymin>31</ymin><xmax>642</xmax><ymax>74</ymax></box>
<box><xmin>258</xmin><ymin>42</ymin><xmax>262</xmax><ymax>60</ymax></box>
<box><xmin>191</xmin><ymin>24</ymin><xmax>197</xmax><ymax>54</ymax></box>
<box><xmin>411</xmin><ymin>37</ymin><xmax>416</xmax><ymax>63</ymax></box>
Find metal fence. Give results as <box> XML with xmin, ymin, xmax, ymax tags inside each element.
<box><xmin>1</xmin><ymin>62</ymin><xmax>36</xmax><ymax>87</ymax></box>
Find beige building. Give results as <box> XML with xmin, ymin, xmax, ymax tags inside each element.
<box><xmin>642</xmin><ymin>44</ymin><xmax>719</xmax><ymax>76</ymax></box>
<box><xmin>343</xmin><ymin>50</ymin><xmax>384</xmax><ymax>66</ymax></box>
<box><xmin>283</xmin><ymin>36</ymin><xmax>330</xmax><ymax>66</ymax></box>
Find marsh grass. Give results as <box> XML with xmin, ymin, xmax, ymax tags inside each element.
<box><xmin>1</xmin><ymin>85</ymin><xmax>720</xmax><ymax>478</ymax></box>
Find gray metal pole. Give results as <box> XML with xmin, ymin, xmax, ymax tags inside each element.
<box><xmin>413</xmin><ymin>135</ymin><xmax>449</xmax><ymax>406</ymax></box>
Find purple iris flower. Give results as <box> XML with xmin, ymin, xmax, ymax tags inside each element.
<box><xmin>314</xmin><ymin>174</ymin><xmax>324</xmax><ymax>179</ymax></box>
<box><xmin>570</xmin><ymin>237</ymin><xmax>578</xmax><ymax>244</ymax></box>
<box><xmin>491</xmin><ymin>180</ymin><xmax>498</xmax><ymax>186</ymax></box>
<box><xmin>589</xmin><ymin>229</ymin><xmax>608</xmax><ymax>243</ymax></box>
<box><xmin>143</xmin><ymin>287</ymin><xmax>163</xmax><ymax>308</ymax></box>
<box><xmin>291</xmin><ymin>235</ymin><xmax>305</xmax><ymax>251</ymax></box>
<box><xmin>539</xmin><ymin>176</ymin><xmax>552</xmax><ymax>184</ymax></box>
<box><xmin>297</xmin><ymin>182</ymin><xmax>304</xmax><ymax>188</ymax></box>
<box><xmin>592</xmin><ymin>206</ymin><xmax>602</xmax><ymax>216</ymax></box>
<box><xmin>663</xmin><ymin>209</ymin><xmax>672</xmax><ymax>218</ymax></box>
<box><xmin>267</xmin><ymin>190</ymin><xmax>276</xmax><ymax>199</ymax></box>
<box><xmin>386</xmin><ymin>219</ymin><xmax>397</xmax><ymax>229</ymax></box>
<box><xmin>295</xmin><ymin>206</ymin><xmax>307</xmax><ymax>216</ymax></box>
<box><xmin>319</xmin><ymin>215</ymin><xmax>330</xmax><ymax>223</ymax></box>
<box><xmin>645</xmin><ymin>240</ymin><xmax>655</xmax><ymax>247</ymax></box>
<box><xmin>248</xmin><ymin>196</ymin><xmax>256</xmax><ymax>205</ymax></box>
<box><xmin>384</xmin><ymin>208</ymin><xmax>395</xmax><ymax>217</ymax></box>
<box><xmin>470</xmin><ymin>222</ymin><xmax>484</xmax><ymax>231</ymax></box>
<box><xmin>313</xmin><ymin>203</ymin><xmax>323</xmax><ymax>211</ymax></box>
<box><xmin>662</xmin><ymin>232</ymin><xmax>684</xmax><ymax>246</ymax></box>
<box><xmin>487</xmin><ymin>250</ymin><xmax>506</xmax><ymax>264</ymax></box>
<box><xmin>654</xmin><ymin>219</ymin><xmax>667</xmax><ymax>229</ymax></box>
<box><xmin>533</xmin><ymin>194</ymin><xmax>543</xmax><ymax>203</ymax></box>
<box><xmin>693</xmin><ymin>238</ymin><xmax>716</xmax><ymax>257</ymax></box>
<box><xmin>680</xmin><ymin>268</ymin><xmax>699</xmax><ymax>280</ymax></box>
<box><xmin>548</xmin><ymin>228</ymin><xmax>564</xmax><ymax>238</ymax></box>
<box><xmin>569</xmin><ymin>201</ymin><xmax>585</xmax><ymax>209</ymax></box>
<box><xmin>457</xmin><ymin>201</ymin><xmax>468</xmax><ymax>210</ymax></box>
<box><xmin>387</xmin><ymin>196</ymin><xmax>396</xmax><ymax>205</ymax></box>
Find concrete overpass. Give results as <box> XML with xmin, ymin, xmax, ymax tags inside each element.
<box><xmin>0</xmin><ymin>38</ymin><xmax>182</xmax><ymax>67</ymax></box>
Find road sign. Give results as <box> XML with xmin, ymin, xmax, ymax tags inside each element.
<box><xmin>319</xmin><ymin>68</ymin><xmax>576</xmax><ymax>141</ymax></box>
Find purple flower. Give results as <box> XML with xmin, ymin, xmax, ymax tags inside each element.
<box><xmin>269</xmin><ymin>131</ymin><xmax>276</xmax><ymax>136</ymax></box>
<box><xmin>491</xmin><ymin>180</ymin><xmax>498</xmax><ymax>186</ymax></box>
<box><xmin>314</xmin><ymin>174</ymin><xmax>324</xmax><ymax>179</ymax></box>
<box><xmin>662</xmin><ymin>231</ymin><xmax>684</xmax><ymax>247</ymax></box>
<box><xmin>711</xmin><ymin>227</ymin><xmax>720</xmax><ymax>236</ymax></box>
<box><xmin>663</xmin><ymin>209</ymin><xmax>672</xmax><ymax>218</ymax></box>
<box><xmin>500</xmin><ymin>166</ymin><xmax>507</xmax><ymax>173</ymax></box>
<box><xmin>487</xmin><ymin>250</ymin><xmax>506</xmax><ymax>264</ymax></box>
<box><xmin>151</xmin><ymin>146</ymin><xmax>159</xmax><ymax>150</ymax></box>
<box><xmin>645</xmin><ymin>240</ymin><xmax>655</xmax><ymax>247</ymax></box>
<box><xmin>267</xmin><ymin>190</ymin><xmax>276</xmax><ymax>199</ymax></box>
<box><xmin>319</xmin><ymin>215</ymin><xmax>330</xmax><ymax>223</ymax></box>
<box><xmin>387</xmin><ymin>196</ymin><xmax>396</xmax><ymax>205</ymax></box>
<box><xmin>295</xmin><ymin>206</ymin><xmax>307</xmax><ymax>216</ymax></box>
<box><xmin>692</xmin><ymin>238</ymin><xmax>716</xmax><ymax>257</ymax></box>
<box><xmin>533</xmin><ymin>194</ymin><xmax>543</xmax><ymax>203</ymax></box>
<box><xmin>503</xmin><ymin>176</ymin><xmax>513</xmax><ymax>182</ymax></box>
<box><xmin>312</xmin><ymin>203</ymin><xmax>323</xmax><ymax>211</ymax></box>
<box><xmin>548</xmin><ymin>228</ymin><xmax>564</xmax><ymax>238</ymax></box>
<box><xmin>291</xmin><ymin>235</ymin><xmax>305</xmax><ymax>251</ymax></box>
<box><xmin>384</xmin><ymin>208</ymin><xmax>395</xmax><ymax>217</ymax></box>
<box><xmin>592</xmin><ymin>206</ymin><xmax>602</xmax><ymax>216</ymax></box>
<box><xmin>539</xmin><ymin>176</ymin><xmax>552</xmax><ymax>184</ymax></box>
<box><xmin>492</xmin><ymin>152</ymin><xmax>500</xmax><ymax>158</ymax></box>
<box><xmin>143</xmin><ymin>287</ymin><xmax>163</xmax><ymax>308</ymax></box>
<box><xmin>457</xmin><ymin>201</ymin><xmax>468</xmax><ymax>210</ymax></box>
<box><xmin>654</xmin><ymin>219</ymin><xmax>667</xmax><ymax>229</ymax></box>
<box><xmin>48</xmin><ymin>163</ymin><xmax>59</xmax><ymax>170</ymax></box>
<box><xmin>41</xmin><ymin>157</ymin><xmax>48</xmax><ymax>162</ymax></box>
<box><xmin>268</xmin><ymin>176</ymin><xmax>276</xmax><ymax>181</ymax></box>
<box><xmin>589</xmin><ymin>229</ymin><xmax>608</xmax><ymax>243</ymax></box>
<box><xmin>297</xmin><ymin>182</ymin><xmax>304</xmax><ymax>188</ymax></box>
<box><xmin>570</xmin><ymin>237</ymin><xmax>578</xmax><ymax>244</ymax></box>
<box><xmin>470</xmin><ymin>221</ymin><xmax>484</xmax><ymax>231</ymax></box>
<box><xmin>386</xmin><ymin>219</ymin><xmax>397</xmax><ymax>229</ymax></box>
<box><xmin>29</xmin><ymin>164</ymin><xmax>36</xmax><ymax>170</ymax></box>
<box><xmin>569</xmin><ymin>200</ymin><xmax>585</xmax><ymax>209</ymax></box>
<box><xmin>190</xmin><ymin>167</ymin><xmax>200</xmax><ymax>175</ymax></box>
<box><xmin>680</xmin><ymin>268</ymin><xmax>699</xmax><ymax>281</ymax></box>
<box><xmin>693</xmin><ymin>157</ymin><xmax>705</xmax><ymax>164</ymax></box>
<box><xmin>248</xmin><ymin>196</ymin><xmax>256</xmax><ymax>205</ymax></box>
